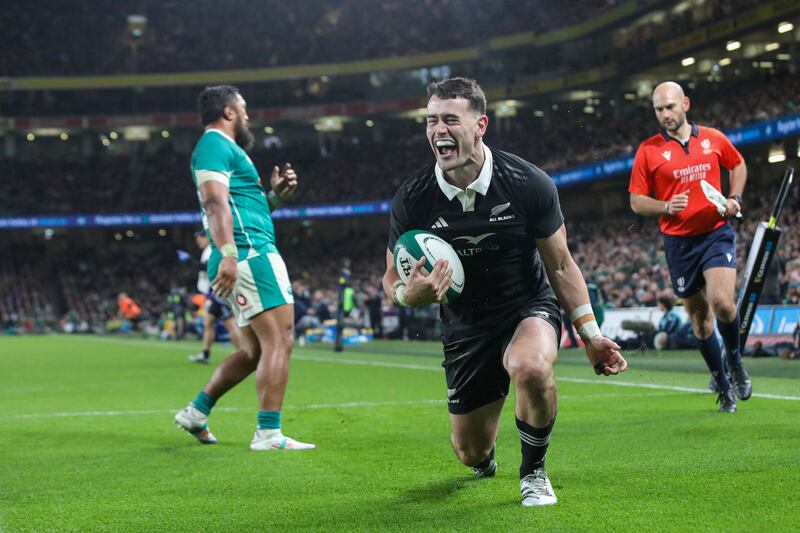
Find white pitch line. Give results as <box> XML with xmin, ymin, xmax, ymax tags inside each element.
<box><xmin>5</xmin><ymin>401</ymin><xmax>440</xmax><ymax>420</ymax></box>
<box><xmin>3</xmin><ymin>393</ymin><xmax>680</xmax><ymax>421</ymax></box>
<box><xmin>558</xmin><ymin>377</ymin><xmax>800</xmax><ymax>401</ymax></box>
<box><xmin>44</xmin><ymin>336</ymin><xmax>800</xmax><ymax>402</ymax></box>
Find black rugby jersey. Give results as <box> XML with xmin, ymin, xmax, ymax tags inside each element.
<box><xmin>388</xmin><ymin>146</ymin><xmax>564</xmax><ymax>338</ymax></box>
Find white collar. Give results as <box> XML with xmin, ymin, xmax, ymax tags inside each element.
<box><xmin>435</xmin><ymin>144</ymin><xmax>493</xmax><ymax>212</ymax></box>
<box><xmin>206</xmin><ymin>128</ymin><xmax>236</xmax><ymax>145</ymax></box>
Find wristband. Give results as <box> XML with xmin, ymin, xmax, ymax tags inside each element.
<box><xmin>664</xmin><ymin>201</ymin><xmax>670</xmax><ymax>214</ymax></box>
<box><xmin>267</xmin><ymin>190</ymin><xmax>282</xmax><ymax>206</ymax></box>
<box><xmin>577</xmin><ymin>320</ymin><xmax>602</xmax><ymax>340</ymax></box>
<box><xmin>570</xmin><ymin>303</ymin><xmax>601</xmax><ymax>340</ymax></box>
<box><xmin>569</xmin><ymin>304</ymin><xmax>593</xmax><ymax>322</ymax></box>
<box><xmin>220</xmin><ymin>243</ymin><xmax>237</xmax><ymax>258</ymax></box>
<box><xmin>394</xmin><ymin>284</ymin><xmax>409</xmax><ymax>308</ymax></box>
<box><xmin>728</xmin><ymin>195</ymin><xmax>742</xmax><ymax>206</ymax></box>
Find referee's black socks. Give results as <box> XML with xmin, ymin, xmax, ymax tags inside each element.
<box><xmin>696</xmin><ymin>334</ymin><xmax>731</xmax><ymax>391</ymax></box>
<box><xmin>717</xmin><ymin>317</ymin><xmax>743</xmax><ymax>366</ymax></box>
<box><xmin>516</xmin><ymin>415</ymin><xmax>555</xmax><ymax>478</ymax></box>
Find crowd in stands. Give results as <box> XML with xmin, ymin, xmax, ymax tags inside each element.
<box><xmin>0</xmin><ymin>170</ymin><xmax>797</xmax><ymax>337</ymax></box>
<box><xmin>0</xmin><ymin>252</ymin><xmax>57</xmax><ymax>333</ymax></box>
<box><xmin>0</xmin><ymin>0</ymin><xmax>619</xmax><ymax>77</ymax></box>
<box><xmin>3</xmin><ymin>69</ymin><xmax>798</xmax><ymax>218</ymax></box>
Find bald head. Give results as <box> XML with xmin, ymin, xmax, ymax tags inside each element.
<box><xmin>653</xmin><ymin>81</ymin><xmax>685</xmax><ymax>102</ymax></box>
<box><xmin>652</xmin><ymin>81</ymin><xmax>690</xmax><ymax>135</ymax></box>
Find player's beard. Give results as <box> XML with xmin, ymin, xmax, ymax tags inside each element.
<box><xmin>664</xmin><ymin>113</ymin><xmax>685</xmax><ymax>133</ymax></box>
<box><xmin>234</xmin><ymin>120</ymin><xmax>255</xmax><ymax>152</ymax></box>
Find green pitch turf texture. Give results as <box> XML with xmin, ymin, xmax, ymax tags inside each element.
<box><xmin>1</xmin><ymin>335</ymin><xmax>799</xmax><ymax>532</ymax></box>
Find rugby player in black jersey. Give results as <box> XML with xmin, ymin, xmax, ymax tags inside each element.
<box><xmin>382</xmin><ymin>77</ymin><xmax>627</xmax><ymax>507</ymax></box>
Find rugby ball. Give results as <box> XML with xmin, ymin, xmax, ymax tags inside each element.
<box><xmin>393</xmin><ymin>230</ymin><xmax>465</xmax><ymax>303</ymax></box>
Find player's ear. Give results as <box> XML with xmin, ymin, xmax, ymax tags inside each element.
<box><xmin>223</xmin><ymin>105</ymin><xmax>235</xmax><ymax>122</ymax></box>
<box><xmin>476</xmin><ymin>114</ymin><xmax>489</xmax><ymax>139</ymax></box>
<box><xmin>683</xmin><ymin>96</ymin><xmax>690</xmax><ymax>112</ymax></box>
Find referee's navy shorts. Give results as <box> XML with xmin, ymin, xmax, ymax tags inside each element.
<box><xmin>663</xmin><ymin>222</ymin><xmax>736</xmax><ymax>298</ymax></box>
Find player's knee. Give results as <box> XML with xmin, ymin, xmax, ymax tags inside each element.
<box><xmin>451</xmin><ymin>438</ymin><xmax>493</xmax><ymax>467</ymax></box>
<box><xmin>691</xmin><ymin>319</ymin><xmax>715</xmax><ymax>339</ymax></box>
<box><xmin>279</xmin><ymin>326</ymin><xmax>294</xmax><ymax>353</ymax></box>
<box><xmin>710</xmin><ymin>299</ymin><xmax>736</xmax><ymax>322</ymax></box>
<box><xmin>507</xmin><ymin>356</ymin><xmax>553</xmax><ymax>390</ymax></box>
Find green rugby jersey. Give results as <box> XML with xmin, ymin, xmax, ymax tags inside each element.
<box><xmin>190</xmin><ymin>129</ymin><xmax>277</xmax><ymax>258</ymax></box>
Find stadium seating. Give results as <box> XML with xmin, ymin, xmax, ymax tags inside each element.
<box><xmin>0</xmin><ymin>0</ymin><xmax>619</xmax><ymax>76</ymax></box>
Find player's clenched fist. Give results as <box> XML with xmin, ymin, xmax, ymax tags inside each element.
<box><xmin>405</xmin><ymin>257</ymin><xmax>453</xmax><ymax>306</ymax></box>
<box><xmin>585</xmin><ymin>335</ymin><xmax>628</xmax><ymax>376</ymax></box>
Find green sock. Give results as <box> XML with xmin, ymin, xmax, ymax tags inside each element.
<box><xmin>191</xmin><ymin>391</ymin><xmax>216</xmax><ymax>415</ymax></box>
<box><xmin>258</xmin><ymin>410</ymin><xmax>281</xmax><ymax>430</ymax></box>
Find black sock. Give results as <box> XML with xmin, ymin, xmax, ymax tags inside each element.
<box><xmin>202</xmin><ymin>349</ymin><xmax>210</xmax><ymax>359</ymax></box>
<box><xmin>696</xmin><ymin>334</ymin><xmax>730</xmax><ymax>390</ymax></box>
<box><xmin>473</xmin><ymin>444</ymin><xmax>495</xmax><ymax>469</ymax></box>
<box><xmin>516</xmin><ymin>415</ymin><xmax>555</xmax><ymax>478</ymax></box>
<box><xmin>716</xmin><ymin>317</ymin><xmax>742</xmax><ymax>367</ymax></box>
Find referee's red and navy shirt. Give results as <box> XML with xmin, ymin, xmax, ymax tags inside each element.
<box><xmin>628</xmin><ymin>123</ymin><xmax>743</xmax><ymax>237</ymax></box>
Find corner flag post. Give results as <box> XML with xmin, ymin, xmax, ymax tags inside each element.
<box><xmin>737</xmin><ymin>167</ymin><xmax>794</xmax><ymax>351</ymax></box>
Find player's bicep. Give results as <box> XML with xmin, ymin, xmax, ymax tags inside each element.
<box><xmin>534</xmin><ymin>224</ymin><xmax>570</xmax><ymax>274</ymax></box>
<box><xmin>198</xmin><ymin>179</ymin><xmax>229</xmax><ymax>207</ymax></box>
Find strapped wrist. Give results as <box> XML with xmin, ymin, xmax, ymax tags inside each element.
<box><xmin>392</xmin><ymin>279</ymin><xmax>410</xmax><ymax>307</ymax></box>
<box><xmin>267</xmin><ymin>190</ymin><xmax>282</xmax><ymax>206</ymax></box>
<box><xmin>219</xmin><ymin>243</ymin><xmax>237</xmax><ymax>258</ymax></box>
<box><xmin>570</xmin><ymin>303</ymin><xmax>601</xmax><ymax>340</ymax></box>
<box><xmin>394</xmin><ymin>284</ymin><xmax>409</xmax><ymax>307</ymax></box>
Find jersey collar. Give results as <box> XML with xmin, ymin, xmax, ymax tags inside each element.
<box><xmin>660</xmin><ymin>122</ymin><xmax>699</xmax><ymax>142</ymax></box>
<box><xmin>434</xmin><ymin>144</ymin><xmax>493</xmax><ymax>212</ymax></box>
<box><xmin>205</xmin><ymin>128</ymin><xmax>237</xmax><ymax>145</ymax></box>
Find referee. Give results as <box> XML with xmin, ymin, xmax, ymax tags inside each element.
<box><xmin>383</xmin><ymin>77</ymin><xmax>627</xmax><ymax>507</ymax></box>
<box><xmin>629</xmin><ymin>81</ymin><xmax>752</xmax><ymax>413</ymax></box>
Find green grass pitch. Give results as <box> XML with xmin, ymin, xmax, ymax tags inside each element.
<box><xmin>1</xmin><ymin>335</ymin><xmax>799</xmax><ymax>531</ymax></box>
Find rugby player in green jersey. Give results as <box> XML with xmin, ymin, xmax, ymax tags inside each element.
<box><xmin>174</xmin><ymin>86</ymin><xmax>313</xmax><ymax>451</ymax></box>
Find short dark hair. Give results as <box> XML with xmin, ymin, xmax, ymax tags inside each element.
<box><xmin>426</xmin><ymin>77</ymin><xmax>487</xmax><ymax>115</ymax></box>
<box><xmin>657</xmin><ymin>295</ymin><xmax>674</xmax><ymax>310</ymax></box>
<box><xmin>197</xmin><ymin>85</ymin><xmax>241</xmax><ymax>126</ymax></box>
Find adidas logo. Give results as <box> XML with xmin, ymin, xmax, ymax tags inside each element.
<box><xmin>431</xmin><ymin>217</ymin><xmax>448</xmax><ymax>229</ymax></box>
<box><xmin>662</xmin><ymin>150</ymin><xmax>671</xmax><ymax>161</ymax></box>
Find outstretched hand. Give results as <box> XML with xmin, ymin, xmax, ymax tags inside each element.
<box><xmin>270</xmin><ymin>163</ymin><xmax>298</xmax><ymax>199</ymax></box>
<box><xmin>585</xmin><ymin>335</ymin><xmax>628</xmax><ymax>376</ymax></box>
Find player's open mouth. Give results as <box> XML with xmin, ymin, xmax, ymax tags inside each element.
<box><xmin>435</xmin><ymin>139</ymin><xmax>457</xmax><ymax>158</ymax></box>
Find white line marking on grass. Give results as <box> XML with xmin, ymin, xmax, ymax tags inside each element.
<box><xmin>64</xmin><ymin>337</ymin><xmax>800</xmax><ymax>402</ymax></box>
<box><xmin>558</xmin><ymin>377</ymin><xmax>800</xmax><ymax>401</ymax></box>
<box><xmin>4</xmin><ymin>393</ymin><xmax>678</xmax><ymax>420</ymax></box>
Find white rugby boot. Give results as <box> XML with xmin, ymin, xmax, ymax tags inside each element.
<box><xmin>250</xmin><ymin>429</ymin><xmax>315</xmax><ymax>451</ymax></box>
<box><xmin>520</xmin><ymin>468</ymin><xmax>558</xmax><ymax>507</ymax></box>
<box><xmin>174</xmin><ymin>404</ymin><xmax>217</xmax><ymax>444</ymax></box>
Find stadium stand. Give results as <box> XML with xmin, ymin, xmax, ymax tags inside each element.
<box><xmin>0</xmin><ymin>0</ymin><xmax>620</xmax><ymax>76</ymax></box>
<box><xmin>1</xmin><ymin>68</ymin><xmax>798</xmax><ymax>216</ymax></box>
<box><xmin>1</xmin><ymin>0</ymin><xmax>798</xmax><ymax>335</ymax></box>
